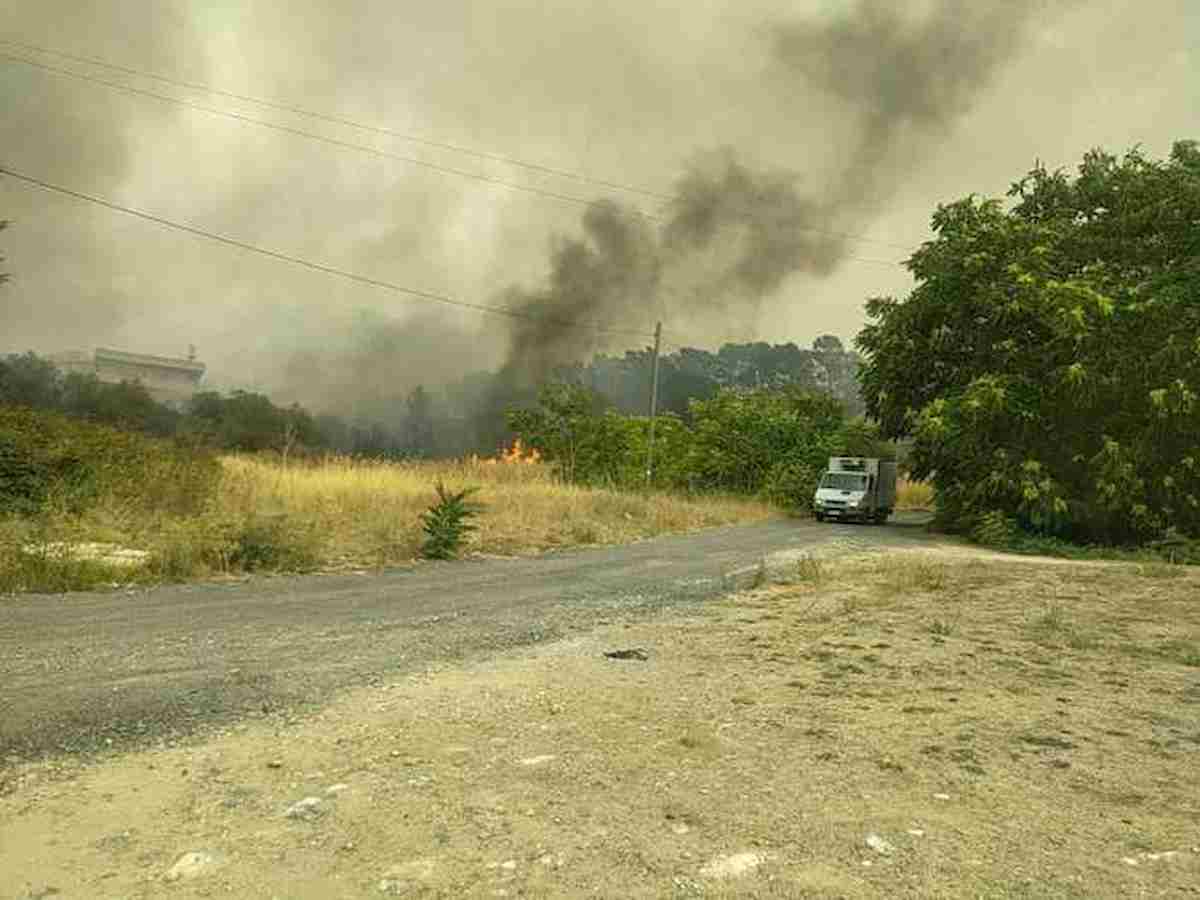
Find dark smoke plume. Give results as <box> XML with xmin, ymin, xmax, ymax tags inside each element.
<box><xmin>492</xmin><ymin>0</ymin><xmax>1057</xmax><ymax>392</ymax></box>
<box><xmin>496</xmin><ymin>151</ymin><xmax>848</xmax><ymax>392</ymax></box>
<box><xmin>497</xmin><ymin>201</ymin><xmax>660</xmax><ymax>391</ymax></box>
<box><xmin>771</xmin><ymin>0</ymin><xmax>1055</xmax><ymax>211</ymax></box>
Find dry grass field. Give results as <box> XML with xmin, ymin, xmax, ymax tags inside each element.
<box><xmin>214</xmin><ymin>454</ymin><xmax>776</xmax><ymax>566</ymax></box>
<box><xmin>1</xmin><ymin>454</ymin><xmax>777</xmax><ymax>591</ymax></box>
<box><xmin>3</xmin><ymin>549</ymin><xmax>1196</xmax><ymax>897</ymax></box>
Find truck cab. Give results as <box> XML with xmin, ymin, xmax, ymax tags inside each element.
<box><xmin>813</xmin><ymin>457</ymin><xmax>897</xmax><ymax>523</ymax></box>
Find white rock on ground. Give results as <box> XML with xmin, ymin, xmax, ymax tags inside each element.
<box><xmin>699</xmin><ymin>852</ymin><xmax>766</xmax><ymax>879</ymax></box>
<box><xmin>1122</xmin><ymin>850</ymin><xmax>1181</xmax><ymax>866</ymax></box>
<box><xmin>22</xmin><ymin>542</ymin><xmax>150</xmax><ymax>568</ymax></box>
<box><xmin>519</xmin><ymin>755</ymin><xmax>557</xmax><ymax>766</ymax></box>
<box><xmin>866</xmin><ymin>833</ymin><xmax>895</xmax><ymax>855</ymax></box>
<box><xmin>378</xmin><ymin>858</ymin><xmax>437</xmax><ymax>895</ymax></box>
<box><xmin>283</xmin><ymin>797</ymin><xmax>325</xmax><ymax>820</ymax></box>
<box><xmin>164</xmin><ymin>851</ymin><xmax>217</xmax><ymax>882</ymax></box>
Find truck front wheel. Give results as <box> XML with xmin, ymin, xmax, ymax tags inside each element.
<box><xmin>815</xmin><ymin>513</ymin><xmax>825</xmax><ymax>522</ymax></box>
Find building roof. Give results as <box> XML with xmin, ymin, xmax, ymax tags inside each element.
<box><xmin>94</xmin><ymin>347</ymin><xmax>207</xmax><ymax>375</ymax></box>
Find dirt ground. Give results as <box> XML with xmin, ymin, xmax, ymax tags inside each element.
<box><xmin>2</xmin><ymin>548</ymin><xmax>1198</xmax><ymax>899</ymax></box>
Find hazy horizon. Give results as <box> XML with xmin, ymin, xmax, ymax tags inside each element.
<box><xmin>2</xmin><ymin>0</ymin><xmax>1197</xmax><ymax>413</ymax></box>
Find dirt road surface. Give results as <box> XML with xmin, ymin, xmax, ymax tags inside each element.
<box><xmin>3</xmin><ymin>530</ymin><xmax>1197</xmax><ymax>900</ymax></box>
<box><xmin>1</xmin><ymin>516</ymin><xmax>933</xmax><ymax>765</ymax></box>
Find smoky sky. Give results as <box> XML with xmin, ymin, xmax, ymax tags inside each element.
<box><xmin>496</xmin><ymin>0</ymin><xmax>1062</xmax><ymax>389</ymax></box>
<box><xmin>1</xmin><ymin>0</ymin><xmax>1196</xmax><ymax>418</ymax></box>
<box><xmin>772</xmin><ymin>0</ymin><xmax>1061</xmax><ymax>212</ymax></box>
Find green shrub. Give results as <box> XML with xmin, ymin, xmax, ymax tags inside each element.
<box><xmin>0</xmin><ymin>406</ymin><xmax>221</xmax><ymax>518</ymax></box>
<box><xmin>972</xmin><ymin>510</ymin><xmax>1020</xmax><ymax>547</ymax></box>
<box><xmin>228</xmin><ymin>513</ymin><xmax>322</xmax><ymax>572</ymax></box>
<box><xmin>761</xmin><ymin>460</ymin><xmax>821</xmax><ymax>511</ymax></box>
<box><xmin>420</xmin><ymin>482</ymin><xmax>482</xmax><ymax>560</ymax></box>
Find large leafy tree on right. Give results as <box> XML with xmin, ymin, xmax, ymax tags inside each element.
<box><xmin>857</xmin><ymin>141</ymin><xmax>1200</xmax><ymax>544</ymax></box>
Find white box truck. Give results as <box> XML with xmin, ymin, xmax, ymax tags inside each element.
<box><xmin>812</xmin><ymin>457</ymin><xmax>897</xmax><ymax>524</ymax></box>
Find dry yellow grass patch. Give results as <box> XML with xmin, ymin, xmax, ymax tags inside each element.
<box><xmin>895</xmin><ymin>476</ymin><xmax>935</xmax><ymax>511</ymax></box>
<box><xmin>217</xmin><ymin>455</ymin><xmax>776</xmax><ymax>568</ymax></box>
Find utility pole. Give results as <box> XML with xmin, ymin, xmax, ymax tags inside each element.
<box><xmin>645</xmin><ymin>321</ymin><xmax>662</xmax><ymax>488</ymax></box>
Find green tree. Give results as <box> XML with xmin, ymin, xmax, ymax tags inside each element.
<box><xmin>505</xmin><ymin>382</ymin><xmax>610</xmax><ymax>483</ymax></box>
<box><xmin>186</xmin><ymin>390</ymin><xmax>319</xmax><ymax>453</ymax></box>
<box><xmin>60</xmin><ymin>373</ymin><xmax>178</xmax><ymax>436</ymax></box>
<box><xmin>0</xmin><ymin>352</ymin><xmax>63</xmax><ymax>409</ymax></box>
<box><xmin>857</xmin><ymin>141</ymin><xmax>1200</xmax><ymax>544</ymax></box>
<box><xmin>685</xmin><ymin>386</ymin><xmax>866</xmax><ymax>499</ymax></box>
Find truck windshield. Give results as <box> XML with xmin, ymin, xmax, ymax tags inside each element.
<box><xmin>821</xmin><ymin>473</ymin><xmax>868</xmax><ymax>491</ymax></box>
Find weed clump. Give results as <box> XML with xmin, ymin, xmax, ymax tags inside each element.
<box><xmin>420</xmin><ymin>482</ymin><xmax>482</xmax><ymax>560</ymax></box>
<box><xmin>878</xmin><ymin>555</ymin><xmax>949</xmax><ymax>592</ymax></box>
<box><xmin>793</xmin><ymin>554</ymin><xmax>827</xmax><ymax>584</ymax></box>
<box><xmin>228</xmin><ymin>513</ymin><xmax>322</xmax><ymax>572</ymax></box>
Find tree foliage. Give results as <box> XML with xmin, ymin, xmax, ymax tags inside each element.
<box><xmin>507</xmin><ymin>381</ymin><xmax>888</xmax><ymax>506</ymax></box>
<box><xmin>185</xmin><ymin>390</ymin><xmax>319</xmax><ymax>453</ymax></box>
<box><xmin>0</xmin><ymin>406</ymin><xmax>220</xmax><ymax>517</ymax></box>
<box><xmin>857</xmin><ymin>141</ymin><xmax>1200</xmax><ymax>544</ymax></box>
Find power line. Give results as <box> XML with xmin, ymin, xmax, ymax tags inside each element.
<box><xmin>0</xmin><ymin>35</ymin><xmax>677</xmax><ymax>204</ymax></box>
<box><xmin>1</xmin><ymin>51</ymin><xmax>655</xmax><ymax>220</ymax></box>
<box><xmin>0</xmin><ymin>38</ymin><xmax>919</xmax><ymax>256</ymax></box>
<box><xmin>0</xmin><ymin>165</ymin><xmax>656</xmax><ymax>340</ymax></box>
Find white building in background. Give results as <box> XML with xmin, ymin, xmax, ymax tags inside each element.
<box><xmin>48</xmin><ymin>346</ymin><xmax>207</xmax><ymax>409</ymax></box>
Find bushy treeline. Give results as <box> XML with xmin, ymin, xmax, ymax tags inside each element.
<box><xmin>506</xmin><ymin>381</ymin><xmax>887</xmax><ymax>507</ymax></box>
<box><xmin>564</xmin><ymin>335</ymin><xmax>865</xmax><ymax>419</ymax></box>
<box><xmin>0</xmin><ymin>351</ymin><xmax>410</xmax><ymax>457</ymax></box>
<box><xmin>438</xmin><ymin>335</ymin><xmax>865</xmax><ymax>455</ymax></box>
<box><xmin>859</xmin><ymin>140</ymin><xmax>1200</xmax><ymax>549</ymax></box>
<box><xmin>1</xmin><ymin>335</ymin><xmax>864</xmax><ymax>462</ymax></box>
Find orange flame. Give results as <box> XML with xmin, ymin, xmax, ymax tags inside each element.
<box><xmin>467</xmin><ymin>439</ymin><xmax>542</xmax><ymax>466</ymax></box>
<box><xmin>496</xmin><ymin>438</ymin><xmax>541</xmax><ymax>464</ymax></box>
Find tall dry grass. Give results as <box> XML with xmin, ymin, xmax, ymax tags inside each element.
<box><xmin>215</xmin><ymin>454</ymin><xmax>776</xmax><ymax>569</ymax></box>
<box><xmin>1</xmin><ymin>453</ymin><xmax>776</xmax><ymax>591</ymax></box>
<box><xmin>895</xmin><ymin>476</ymin><xmax>935</xmax><ymax>511</ymax></box>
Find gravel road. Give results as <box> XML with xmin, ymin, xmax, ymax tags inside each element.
<box><xmin>0</xmin><ymin>515</ymin><xmax>933</xmax><ymax>766</ymax></box>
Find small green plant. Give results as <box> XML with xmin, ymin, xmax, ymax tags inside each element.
<box><xmin>1031</xmin><ymin>603</ymin><xmax>1067</xmax><ymax>635</ymax></box>
<box><xmin>972</xmin><ymin>510</ymin><xmax>1019</xmax><ymax>548</ymax></box>
<box><xmin>750</xmin><ymin>557</ymin><xmax>769</xmax><ymax>588</ymax></box>
<box><xmin>420</xmin><ymin>482</ymin><xmax>482</xmax><ymax>560</ymax></box>
<box><xmin>793</xmin><ymin>554</ymin><xmax>826</xmax><ymax>584</ymax></box>
<box><xmin>1026</xmin><ymin>603</ymin><xmax>1098</xmax><ymax>650</ymax></box>
<box><xmin>878</xmin><ymin>556</ymin><xmax>949</xmax><ymax>592</ymax></box>
<box><xmin>928</xmin><ymin>619</ymin><xmax>954</xmax><ymax>637</ymax></box>
<box><xmin>228</xmin><ymin>513</ymin><xmax>321</xmax><ymax>572</ymax></box>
